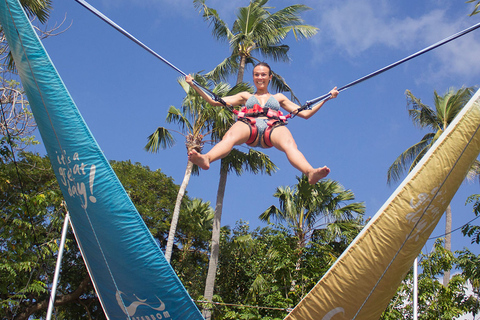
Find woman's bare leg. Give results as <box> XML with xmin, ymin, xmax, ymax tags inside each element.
<box><xmin>188</xmin><ymin>121</ymin><xmax>251</xmax><ymax>170</ymax></box>
<box><xmin>269</xmin><ymin>126</ymin><xmax>330</xmax><ymax>184</ymax></box>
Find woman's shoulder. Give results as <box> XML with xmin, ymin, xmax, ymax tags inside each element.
<box><xmin>224</xmin><ymin>91</ymin><xmax>253</xmax><ymax>106</ymax></box>
<box><xmin>272</xmin><ymin>93</ymin><xmax>289</xmax><ymax>102</ymax></box>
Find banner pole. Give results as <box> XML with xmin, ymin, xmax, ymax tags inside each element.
<box><xmin>46</xmin><ymin>210</ymin><xmax>70</xmax><ymax>320</ymax></box>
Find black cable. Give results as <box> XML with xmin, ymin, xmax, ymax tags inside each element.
<box><xmin>293</xmin><ymin>21</ymin><xmax>480</xmax><ymax>116</ymax></box>
<box><xmin>73</xmin><ymin>0</ymin><xmax>227</xmax><ymax>107</ymax></box>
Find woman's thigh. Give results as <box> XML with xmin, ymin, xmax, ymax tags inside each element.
<box><xmin>269</xmin><ymin>125</ymin><xmax>297</xmax><ymax>151</ymax></box>
<box><xmin>224</xmin><ymin>121</ymin><xmax>252</xmax><ymax>146</ymax></box>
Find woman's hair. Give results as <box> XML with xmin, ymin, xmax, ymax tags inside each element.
<box><xmin>254</xmin><ymin>62</ymin><xmax>272</xmax><ymax>75</ymax></box>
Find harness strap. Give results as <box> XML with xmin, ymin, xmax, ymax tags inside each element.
<box><xmin>235</xmin><ymin>103</ymin><xmax>290</xmax><ymax>147</ymax></box>
<box><xmin>235</xmin><ymin>104</ymin><xmax>291</xmax><ymax>121</ymax></box>
<box><xmin>238</xmin><ymin>117</ymin><xmax>258</xmax><ymax>145</ymax></box>
<box><xmin>264</xmin><ymin>119</ymin><xmax>286</xmax><ymax>148</ymax></box>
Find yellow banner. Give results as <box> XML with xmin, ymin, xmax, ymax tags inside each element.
<box><xmin>285</xmin><ymin>89</ymin><xmax>480</xmax><ymax>320</ymax></box>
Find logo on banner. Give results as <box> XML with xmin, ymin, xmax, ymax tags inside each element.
<box><xmin>405</xmin><ymin>186</ymin><xmax>448</xmax><ymax>242</ymax></box>
<box><xmin>116</xmin><ymin>291</ymin><xmax>171</xmax><ymax>319</ymax></box>
<box><xmin>322</xmin><ymin>307</ymin><xmax>345</xmax><ymax>320</ymax></box>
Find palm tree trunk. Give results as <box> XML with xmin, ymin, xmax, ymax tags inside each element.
<box><xmin>236</xmin><ymin>55</ymin><xmax>247</xmax><ymax>85</ymax></box>
<box><xmin>290</xmin><ymin>238</ymin><xmax>305</xmax><ymax>293</ymax></box>
<box><xmin>443</xmin><ymin>204</ymin><xmax>452</xmax><ymax>286</ymax></box>
<box><xmin>203</xmin><ymin>53</ymin><xmax>246</xmax><ymax>319</ymax></box>
<box><xmin>202</xmin><ymin>163</ymin><xmax>228</xmax><ymax>320</ymax></box>
<box><xmin>165</xmin><ymin>160</ymin><xmax>194</xmax><ymax>262</ymax></box>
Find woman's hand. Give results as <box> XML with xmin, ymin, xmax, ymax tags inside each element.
<box><xmin>330</xmin><ymin>86</ymin><xmax>339</xmax><ymax>99</ymax></box>
<box><xmin>185</xmin><ymin>74</ymin><xmax>194</xmax><ymax>86</ymax></box>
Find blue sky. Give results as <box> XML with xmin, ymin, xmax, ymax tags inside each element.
<box><xmin>36</xmin><ymin>0</ymin><xmax>480</xmax><ymax>256</ymax></box>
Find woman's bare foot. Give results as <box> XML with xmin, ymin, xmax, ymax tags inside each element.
<box><xmin>307</xmin><ymin>166</ymin><xmax>330</xmax><ymax>184</ymax></box>
<box><xmin>188</xmin><ymin>150</ymin><xmax>211</xmax><ymax>170</ymax></box>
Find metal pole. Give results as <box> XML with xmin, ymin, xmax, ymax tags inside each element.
<box><xmin>413</xmin><ymin>257</ymin><xmax>418</xmax><ymax>320</ymax></box>
<box><xmin>46</xmin><ymin>211</ymin><xmax>70</xmax><ymax>320</ymax></box>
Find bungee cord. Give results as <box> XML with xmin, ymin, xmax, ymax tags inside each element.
<box><xmin>73</xmin><ymin>0</ymin><xmax>226</xmax><ymax>107</ymax></box>
<box><xmin>74</xmin><ymin>0</ymin><xmax>480</xmax><ymax>120</ymax></box>
<box><xmin>295</xmin><ymin>20</ymin><xmax>480</xmax><ymax>115</ymax></box>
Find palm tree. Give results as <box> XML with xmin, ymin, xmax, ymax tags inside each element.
<box><xmin>20</xmin><ymin>0</ymin><xmax>51</xmax><ymax>22</ymax></box>
<box><xmin>145</xmin><ymin>75</ymin><xmax>230</xmax><ymax>262</ymax></box>
<box><xmin>194</xmin><ymin>0</ymin><xmax>318</xmax><ymax>102</ymax></box>
<box><xmin>260</xmin><ymin>176</ymin><xmax>365</xmax><ymax>290</ymax></box>
<box><xmin>177</xmin><ymin>198</ymin><xmax>214</xmax><ymax>263</ymax></box>
<box><xmin>261</xmin><ymin>176</ymin><xmax>365</xmax><ymax>257</ymax></box>
<box><xmin>193</xmin><ymin>1</ymin><xmax>318</xmax><ymax>317</ymax></box>
<box><xmin>387</xmin><ymin>86</ymin><xmax>477</xmax><ymax>286</ymax></box>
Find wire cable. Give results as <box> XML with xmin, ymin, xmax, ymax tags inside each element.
<box><xmin>428</xmin><ymin>214</ymin><xmax>480</xmax><ymax>240</ymax></box>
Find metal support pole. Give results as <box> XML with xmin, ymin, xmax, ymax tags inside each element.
<box><xmin>46</xmin><ymin>212</ymin><xmax>70</xmax><ymax>320</ymax></box>
<box><xmin>413</xmin><ymin>257</ymin><xmax>418</xmax><ymax>320</ymax></box>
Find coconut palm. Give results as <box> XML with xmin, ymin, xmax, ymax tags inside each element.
<box><xmin>261</xmin><ymin>176</ymin><xmax>365</xmax><ymax>255</ymax></box>
<box><xmin>387</xmin><ymin>86</ymin><xmax>477</xmax><ymax>286</ymax></box>
<box><xmin>260</xmin><ymin>176</ymin><xmax>365</xmax><ymax>290</ymax></box>
<box><xmin>177</xmin><ymin>198</ymin><xmax>214</xmax><ymax>263</ymax></box>
<box><xmin>145</xmin><ymin>75</ymin><xmax>244</xmax><ymax>262</ymax></box>
<box><xmin>194</xmin><ymin>0</ymin><xmax>317</xmax><ymax>101</ymax></box>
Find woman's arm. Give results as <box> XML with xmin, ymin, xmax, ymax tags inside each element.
<box><xmin>276</xmin><ymin>87</ymin><xmax>339</xmax><ymax>119</ymax></box>
<box><xmin>185</xmin><ymin>74</ymin><xmax>249</xmax><ymax>107</ymax></box>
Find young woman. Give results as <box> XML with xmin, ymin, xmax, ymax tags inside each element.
<box><xmin>185</xmin><ymin>62</ymin><xmax>339</xmax><ymax>184</ymax></box>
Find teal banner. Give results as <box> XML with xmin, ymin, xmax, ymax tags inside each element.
<box><xmin>0</xmin><ymin>1</ymin><xmax>203</xmax><ymax>319</ymax></box>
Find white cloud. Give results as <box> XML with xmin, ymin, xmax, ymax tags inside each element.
<box><xmin>310</xmin><ymin>0</ymin><xmax>480</xmax><ymax>81</ymax></box>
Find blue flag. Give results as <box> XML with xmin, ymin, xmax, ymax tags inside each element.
<box><xmin>0</xmin><ymin>1</ymin><xmax>204</xmax><ymax>319</ymax></box>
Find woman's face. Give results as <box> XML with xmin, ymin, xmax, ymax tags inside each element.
<box><xmin>253</xmin><ymin>66</ymin><xmax>272</xmax><ymax>90</ymax></box>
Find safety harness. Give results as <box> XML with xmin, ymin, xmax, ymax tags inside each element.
<box><xmin>231</xmin><ymin>103</ymin><xmax>290</xmax><ymax>148</ymax></box>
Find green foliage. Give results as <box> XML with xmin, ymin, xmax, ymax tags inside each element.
<box><xmin>381</xmin><ymin>240</ymin><xmax>479</xmax><ymax>319</ymax></box>
<box><xmin>171</xmin><ymin>198</ymin><xmax>214</xmax><ymax>297</ymax></box>
<box><xmin>0</xmin><ymin>152</ymin><xmax>93</xmax><ymax>319</ymax></box>
<box><xmin>111</xmin><ymin>160</ymin><xmax>178</xmax><ymax>242</ymax></box>
<box><xmin>0</xmin><ymin>154</ymin><xmax>186</xmax><ymax>319</ymax></box>
<box><xmin>462</xmin><ymin>194</ymin><xmax>480</xmax><ymax>244</ymax></box>
<box><xmin>207</xmin><ymin>219</ymin><xmax>364</xmax><ymax>320</ymax></box>
<box><xmin>260</xmin><ymin>176</ymin><xmax>365</xmax><ymax>249</ymax></box>
<box><xmin>2</xmin><ymin>0</ymin><xmax>53</xmax><ymax>70</ymax></box>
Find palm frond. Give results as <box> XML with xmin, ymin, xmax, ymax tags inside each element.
<box><xmin>221</xmin><ymin>148</ymin><xmax>277</xmax><ymax>176</ymax></box>
<box><xmin>259</xmin><ymin>204</ymin><xmax>283</xmax><ymax>223</ymax></box>
<box><xmin>406</xmin><ymin>90</ymin><xmax>439</xmax><ymax>131</ymax></box>
<box><xmin>256</xmin><ymin>44</ymin><xmax>290</xmax><ymax>63</ymax></box>
<box><xmin>145</xmin><ymin>127</ymin><xmax>176</xmax><ymax>152</ymax></box>
<box><xmin>465</xmin><ymin>159</ymin><xmax>480</xmax><ymax>183</ymax></box>
<box><xmin>193</xmin><ymin>0</ymin><xmax>232</xmax><ymax>42</ymax></box>
<box><xmin>466</xmin><ymin>0</ymin><xmax>480</xmax><ymax>16</ymax></box>
<box><xmin>205</xmin><ymin>56</ymin><xmax>240</xmax><ymax>83</ymax></box>
<box><xmin>269</xmin><ymin>69</ymin><xmax>300</xmax><ymax>104</ymax></box>
<box><xmin>165</xmin><ymin>106</ymin><xmax>194</xmax><ymax>133</ymax></box>
<box><xmin>387</xmin><ymin>132</ymin><xmax>435</xmax><ymax>184</ymax></box>
<box><xmin>436</xmin><ymin>87</ymin><xmax>475</xmax><ymax>127</ymax></box>
<box><xmin>21</xmin><ymin>0</ymin><xmax>52</xmax><ymax>23</ymax></box>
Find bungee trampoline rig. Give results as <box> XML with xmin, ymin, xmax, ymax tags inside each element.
<box><xmin>2</xmin><ymin>0</ymin><xmax>480</xmax><ymax>319</ymax></box>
